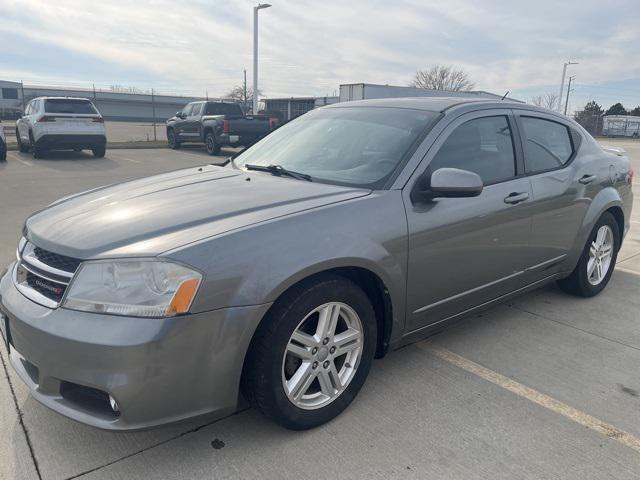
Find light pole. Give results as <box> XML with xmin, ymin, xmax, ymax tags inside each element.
<box><xmin>557</xmin><ymin>61</ymin><xmax>578</xmax><ymax>113</ymax></box>
<box><xmin>253</xmin><ymin>3</ymin><xmax>271</xmax><ymax>114</ymax></box>
<box><xmin>563</xmin><ymin>76</ymin><xmax>575</xmax><ymax>116</ymax></box>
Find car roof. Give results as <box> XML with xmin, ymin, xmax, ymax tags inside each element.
<box><xmin>33</xmin><ymin>96</ymin><xmax>94</xmax><ymax>102</ymax></box>
<box><xmin>325</xmin><ymin>96</ymin><xmax>559</xmax><ymax>117</ymax></box>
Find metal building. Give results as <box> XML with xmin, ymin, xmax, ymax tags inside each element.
<box><xmin>0</xmin><ymin>80</ymin><xmax>214</xmax><ymax>121</ymax></box>
<box><xmin>602</xmin><ymin>116</ymin><xmax>640</xmax><ymax>137</ymax></box>
<box><xmin>339</xmin><ymin>83</ymin><xmax>523</xmax><ymax>103</ymax></box>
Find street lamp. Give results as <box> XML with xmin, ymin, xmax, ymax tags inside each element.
<box><xmin>253</xmin><ymin>3</ymin><xmax>271</xmax><ymax>115</ymax></box>
<box><xmin>557</xmin><ymin>61</ymin><xmax>578</xmax><ymax>113</ymax></box>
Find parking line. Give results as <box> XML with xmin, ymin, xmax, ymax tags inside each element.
<box><xmin>11</xmin><ymin>152</ymin><xmax>34</xmax><ymax>167</ymax></box>
<box><xmin>119</xmin><ymin>156</ymin><xmax>141</xmax><ymax>163</ymax></box>
<box><xmin>421</xmin><ymin>342</ymin><xmax>640</xmax><ymax>453</ymax></box>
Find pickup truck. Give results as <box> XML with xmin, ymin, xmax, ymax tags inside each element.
<box><xmin>166</xmin><ymin>101</ymin><xmax>278</xmax><ymax>155</ymax></box>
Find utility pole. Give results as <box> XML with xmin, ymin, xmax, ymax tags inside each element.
<box><xmin>243</xmin><ymin>69</ymin><xmax>248</xmax><ymax>112</ymax></box>
<box><xmin>557</xmin><ymin>61</ymin><xmax>578</xmax><ymax>112</ymax></box>
<box><xmin>151</xmin><ymin>88</ymin><xmax>157</xmax><ymax>142</ymax></box>
<box><xmin>253</xmin><ymin>3</ymin><xmax>271</xmax><ymax>114</ymax></box>
<box><xmin>20</xmin><ymin>81</ymin><xmax>25</xmax><ymax>113</ymax></box>
<box><xmin>563</xmin><ymin>76</ymin><xmax>574</xmax><ymax>116</ymax></box>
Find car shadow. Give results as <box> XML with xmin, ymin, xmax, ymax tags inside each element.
<box><xmin>14</xmin><ymin>150</ymin><xmax>120</xmax><ymax>171</ymax></box>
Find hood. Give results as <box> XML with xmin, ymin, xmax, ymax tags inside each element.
<box><xmin>26</xmin><ymin>165</ymin><xmax>369</xmax><ymax>259</ymax></box>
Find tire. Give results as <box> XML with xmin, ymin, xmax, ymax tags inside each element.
<box><xmin>205</xmin><ymin>132</ymin><xmax>221</xmax><ymax>156</ymax></box>
<box><xmin>92</xmin><ymin>146</ymin><xmax>106</xmax><ymax>158</ymax></box>
<box><xmin>242</xmin><ymin>274</ymin><xmax>377</xmax><ymax>430</ymax></box>
<box><xmin>30</xmin><ymin>133</ymin><xmax>46</xmax><ymax>159</ymax></box>
<box><xmin>16</xmin><ymin>130</ymin><xmax>29</xmax><ymax>153</ymax></box>
<box><xmin>167</xmin><ymin>129</ymin><xmax>180</xmax><ymax>149</ymax></box>
<box><xmin>557</xmin><ymin>212</ymin><xmax>620</xmax><ymax>297</ymax></box>
<box><xmin>0</xmin><ymin>148</ymin><xmax>6</xmax><ymax>162</ymax></box>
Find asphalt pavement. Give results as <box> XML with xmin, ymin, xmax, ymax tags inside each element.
<box><xmin>1</xmin><ymin>141</ymin><xmax>639</xmax><ymax>480</ymax></box>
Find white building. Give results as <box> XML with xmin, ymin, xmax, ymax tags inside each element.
<box><xmin>602</xmin><ymin>116</ymin><xmax>640</xmax><ymax>137</ymax></box>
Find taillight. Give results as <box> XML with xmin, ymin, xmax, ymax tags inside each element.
<box><xmin>38</xmin><ymin>115</ymin><xmax>56</xmax><ymax>122</ymax></box>
<box><xmin>92</xmin><ymin>117</ymin><xmax>104</xmax><ymax>123</ymax></box>
<box><xmin>269</xmin><ymin>117</ymin><xmax>278</xmax><ymax>129</ymax></box>
<box><xmin>222</xmin><ymin>120</ymin><xmax>230</xmax><ymax>134</ymax></box>
<box><xmin>629</xmin><ymin>166</ymin><xmax>635</xmax><ymax>183</ymax></box>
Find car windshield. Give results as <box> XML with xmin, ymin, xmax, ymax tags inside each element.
<box><xmin>234</xmin><ymin>107</ymin><xmax>438</xmax><ymax>188</ymax></box>
<box><xmin>45</xmin><ymin>99</ymin><xmax>97</xmax><ymax>114</ymax></box>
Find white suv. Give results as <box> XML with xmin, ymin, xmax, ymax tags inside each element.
<box><xmin>16</xmin><ymin>97</ymin><xmax>107</xmax><ymax>158</ymax></box>
<box><xmin>0</xmin><ymin>121</ymin><xmax>6</xmax><ymax>161</ymax></box>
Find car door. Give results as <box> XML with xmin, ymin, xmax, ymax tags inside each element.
<box><xmin>404</xmin><ymin>109</ymin><xmax>534</xmax><ymax>331</ymax></box>
<box><xmin>185</xmin><ymin>102</ymin><xmax>203</xmax><ymax>139</ymax></box>
<box><xmin>174</xmin><ymin>103</ymin><xmax>193</xmax><ymax>139</ymax></box>
<box><xmin>18</xmin><ymin>101</ymin><xmax>32</xmax><ymax>141</ymax></box>
<box><xmin>513</xmin><ymin>111</ymin><xmax>590</xmax><ymax>280</ymax></box>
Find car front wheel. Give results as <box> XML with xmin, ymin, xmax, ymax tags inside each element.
<box><xmin>242</xmin><ymin>275</ymin><xmax>376</xmax><ymax>430</ymax></box>
<box><xmin>558</xmin><ymin>211</ymin><xmax>620</xmax><ymax>297</ymax></box>
<box><xmin>167</xmin><ymin>129</ymin><xmax>180</xmax><ymax>149</ymax></box>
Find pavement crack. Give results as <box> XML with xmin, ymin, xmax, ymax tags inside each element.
<box><xmin>64</xmin><ymin>407</ymin><xmax>251</xmax><ymax>480</ymax></box>
<box><xmin>509</xmin><ymin>303</ymin><xmax>640</xmax><ymax>353</ymax></box>
<box><xmin>0</xmin><ymin>348</ymin><xmax>43</xmax><ymax>480</ymax></box>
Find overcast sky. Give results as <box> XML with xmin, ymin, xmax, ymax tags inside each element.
<box><xmin>1</xmin><ymin>0</ymin><xmax>639</xmax><ymax>111</ymax></box>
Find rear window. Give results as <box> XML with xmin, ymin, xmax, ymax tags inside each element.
<box><xmin>520</xmin><ymin>116</ymin><xmax>574</xmax><ymax>173</ymax></box>
<box><xmin>44</xmin><ymin>99</ymin><xmax>97</xmax><ymax>114</ymax></box>
<box><xmin>204</xmin><ymin>103</ymin><xmax>243</xmax><ymax>116</ymax></box>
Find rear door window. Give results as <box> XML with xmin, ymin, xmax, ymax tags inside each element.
<box><xmin>520</xmin><ymin>116</ymin><xmax>574</xmax><ymax>173</ymax></box>
<box><xmin>45</xmin><ymin>99</ymin><xmax>97</xmax><ymax>114</ymax></box>
<box><xmin>429</xmin><ymin>115</ymin><xmax>516</xmax><ymax>185</ymax></box>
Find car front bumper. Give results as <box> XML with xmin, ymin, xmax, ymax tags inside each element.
<box><xmin>0</xmin><ymin>263</ymin><xmax>270</xmax><ymax>431</ymax></box>
<box><xmin>35</xmin><ymin>134</ymin><xmax>107</xmax><ymax>151</ymax></box>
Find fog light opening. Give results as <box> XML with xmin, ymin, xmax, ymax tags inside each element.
<box><xmin>109</xmin><ymin>395</ymin><xmax>120</xmax><ymax>413</ymax></box>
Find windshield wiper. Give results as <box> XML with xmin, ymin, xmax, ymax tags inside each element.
<box><xmin>244</xmin><ymin>164</ymin><xmax>312</xmax><ymax>182</ymax></box>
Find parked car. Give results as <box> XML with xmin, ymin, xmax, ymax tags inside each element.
<box><xmin>0</xmin><ymin>98</ymin><xmax>633</xmax><ymax>431</ymax></box>
<box><xmin>0</xmin><ymin>121</ymin><xmax>6</xmax><ymax>161</ymax></box>
<box><xmin>16</xmin><ymin>97</ymin><xmax>107</xmax><ymax>158</ymax></box>
<box><xmin>166</xmin><ymin>101</ymin><xmax>278</xmax><ymax>155</ymax></box>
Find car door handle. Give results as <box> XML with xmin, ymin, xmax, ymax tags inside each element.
<box><xmin>504</xmin><ymin>192</ymin><xmax>529</xmax><ymax>204</ymax></box>
<box><xmin>578</xmin><ymin>174</ymin><xmax>597</xmax><ymax>185</ymax></box>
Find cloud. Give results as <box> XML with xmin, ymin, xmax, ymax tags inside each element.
<box><xmin>0</xmin><ymin>0</ymin><xmax>638</xmax><ymax>103</ymax></box>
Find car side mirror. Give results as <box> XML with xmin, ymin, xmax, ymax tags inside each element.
<box><xmin>176</xmin><ymin>112</ymin><xmax>185</xmax><ymax>119</ymax></box>
<box><xmin>413</xmin><ymin>167</ymin><xmax>483</xmax><ymax>202</ymax></box>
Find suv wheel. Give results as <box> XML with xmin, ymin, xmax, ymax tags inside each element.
<box><xmin>30</xmin><ymin>133</ymin><xmax>46</xmax><ymax>159</ymax></box>
<box><xmin>205</xmin><ymin>132</ymin><xmax>221</xmax><ymax>155</ymax></box>
<box><xmin>558</xmin><ymin>212</ymin><xmax>620</xmax><ymax>297</ymax></box>
<box><xmin>92</xmin><ymin>146</ymin><xmax>106</xmax><ymax>158</ymax></box>
<box><xmin>167</xmin><ymin>129</ymin><xmax>180</xmax><ymax>149</ymax></box>
<box><xmin>16</xmin><ymin>130</ymin><xmax>29</xmax><ymax>153</ymax></box>
<box><xmin>242</xmin><ymin>275</ymin><xmax>376</xmax><ymax>430</ymax></box>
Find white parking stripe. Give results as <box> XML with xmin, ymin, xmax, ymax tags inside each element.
<box><xmin>421</xmin><ymin>342</ymin><xmax>640</xmax><ymax>454</ymax></box>
<box><xmin>119</xmin><ymin>156</ymin><xmax>141</xmax><ymax>163</ymax></box>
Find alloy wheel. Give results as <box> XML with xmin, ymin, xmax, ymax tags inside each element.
<box><xmin>587</xmin><ymin>225</ymin><xmax>614</xmax><ymax>285</ymax></box>
<box><xmin>281</xmin><ymin>302</ymin><xmax>363</xmax><ymax>410</ymax></box>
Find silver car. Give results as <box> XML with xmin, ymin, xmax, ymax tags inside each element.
<box><xmin>0</xmin><ymin>98</ymin><xmax>633</xmax><ymax>431</ymax></box>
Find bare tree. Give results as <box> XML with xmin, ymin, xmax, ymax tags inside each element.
<box><xmin>226</xmin><ymin>85</ymin><xmax>262</xmax><ymax>113</ymax></box>
<box><xmin>530</xmin><ymin>93</ymin><xmax>559</xmax><ymax>110</ymax></box>
<box><xmin>109</xmin><ymin>84</ymin><xmax>149</xmax><ymax>94</ymax></box>
<box><xmin>410</xmin><ymin>65</ymin><xmax>475</xmax><ymax>92</ymax></box>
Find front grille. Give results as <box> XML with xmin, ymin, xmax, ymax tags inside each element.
<box><xmin>33</xmin><ymin>246</ymin><xmax>81</xmax><ymax>273</ymax></box>
<box><xmin>25</xmin><ymin>270</ymin><xmax>66</xmax><ymax>302</ymax></box>
<box><xmin>14</xmin><ymin>238</ymin><xmax>81</xmax><ymax>308</ymax></box>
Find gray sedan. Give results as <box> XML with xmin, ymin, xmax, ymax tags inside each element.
<box><xmin>0</xmin><ymin>97</ymin><xmax>633</xmax><ymax>431</ymax></box>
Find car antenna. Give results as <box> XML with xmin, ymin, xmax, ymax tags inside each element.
<box><xmin>501</xmin><ymin>91</ymin><xmax>510</xmax><ymax>101</ymax></box>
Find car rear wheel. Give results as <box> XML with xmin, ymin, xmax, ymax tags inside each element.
<box><xmin>242</xmin><ymin>275</ymin><xmax>376</xmax><ymax>430</ymax></box>
<box><xmin>30</xmin><ymin>133</ymin><xmax>46</xmax><ymax>159</ymax></box>
<box><xmin>205</xmin><ymin>132</ymin><xmax>221</xmax><ymax>155</ymax></box>
<box><xmin>167</xmin><ymin>129</ymin><xmax>180</xmax><ymax>149</ymax></box>
<box><xmin>16</xmin><ymin>130</ymin><xmax>29</xmax><ymax>153</ymax></box>
<box><xmin>92</xmin><ymin>146</ymin><xmax>106</xmax><ymax>158</ymax></box>
<box><xmin>557</xmin><ymin>212</ymin><xmax>620</xmax><ymax>297</ymax></box>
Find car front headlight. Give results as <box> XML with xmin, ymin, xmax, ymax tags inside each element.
<box><xmin>63</xmin><ymin>260</ymin><xmax>202</xmax><ymax>318</ymax></box>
